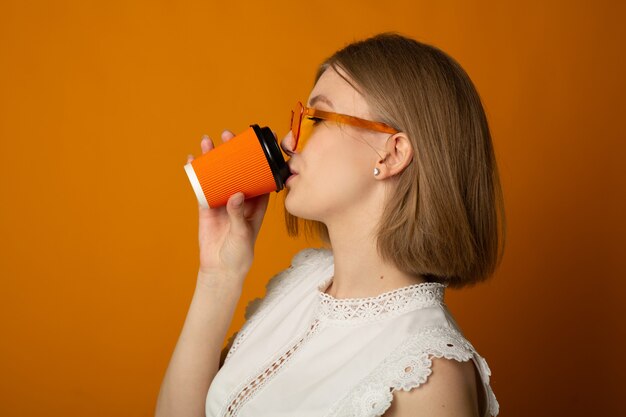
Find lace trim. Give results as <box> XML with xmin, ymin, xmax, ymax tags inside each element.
<box><xmin>223</xmin><ymin>318</ymin><xmax>322</xmax><ymax>416</ymax></box>
<box><xmin>325</xmin><ymin>325</ymin><xmax>499</xmax><ymax>417</ymax></box>
<box><xmin>224</xmin><ymin>248</ymin><xmax>332</xmax><ymax>363</ymax></box>
<box><xmin>318</xmin><ymin>280</ymin><xmax>446</xmax><ymax>324</ymax></box>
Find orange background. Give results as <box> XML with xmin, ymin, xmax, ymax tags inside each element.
<box><xmin>1</xmin><ymin>1</ymin><xmax>624</xmax><ymax>416</ymax></box>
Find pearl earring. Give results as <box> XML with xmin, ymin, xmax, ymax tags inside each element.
<box><xmin>374</xmin><ymin>167</ymin><xmax>381</xmax><ymax>176</ymax></box>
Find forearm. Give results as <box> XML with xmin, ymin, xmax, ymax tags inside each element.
<box><xmin>155</xmin><ymin>272</ymin><xmax>243</xmax><ymax>417</ymax></box>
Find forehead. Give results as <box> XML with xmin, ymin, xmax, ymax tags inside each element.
<box><xmin>307</xmin><ymin>67</ymin><xmax>372</xmax><ymax>118</ymax></box>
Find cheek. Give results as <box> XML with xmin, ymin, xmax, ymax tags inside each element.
<box><xmin>290</xmin><ymin>154</ymin><xmax>370</xmax><ymax>214</ymax></box>
<box><xmin>284</xmin><ymin>175</ymin><xmax>325</xmax><ymax>221</ymax></box>
<box><xmin>327</xmin><ymin>158</ymin><xmax>371</xmax><ymax>202</ymax></box>
<box><xmin>317</xmin><ymin>137</ymin><xmax>373</xmax><ymax>194</ymax></box>
<box><xmin>285</xmin><ymin>131</ymin><xmax>375</xmax><ymax>218</ymax></box>
<box><xmin>284</xmin><ymin>165</ymin><xmax>329</xmax><ymax>214</ymax></box>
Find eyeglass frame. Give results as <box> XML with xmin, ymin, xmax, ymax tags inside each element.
<box><xmin>289</xmin><ymin>101</ymin><xmax>400</xmax><ymax>150</ymax></box>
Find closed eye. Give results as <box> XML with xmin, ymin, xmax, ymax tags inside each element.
<box><xmin>307</xmin><ymin>116</ymin><xmax>324</xmax><ymax>125</ymax></box>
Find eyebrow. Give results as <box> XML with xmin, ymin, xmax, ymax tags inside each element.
<box><xmin>308</xmin><ymin>95</ymin><xmax>334</xmax><ymax>109</ymax></box>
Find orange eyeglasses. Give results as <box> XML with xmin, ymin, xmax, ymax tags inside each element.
<box><xmin>289</xmin><ymin>101</ymin><xmax>399</xmax><ymax>150</ymax></box>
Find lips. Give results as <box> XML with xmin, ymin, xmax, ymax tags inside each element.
<box><xmin>288</xmin><ymin>165</ymin><xmax>298</xmax><ymax>176</ymax></box>
<box><xmin>286</xmin><ymin>168</ymin><xmax>298</xmax><ymax>186</ymax></box>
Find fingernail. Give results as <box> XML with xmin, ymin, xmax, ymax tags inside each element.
<box><xmin>202</xmin><ymin>134</ymin><xmax>209</xmax><ymax>141</ymax></box>
<box><xmin>231</xmin><ymin>193</ymin><xmax>244</xmax><ymax>207</ymax></box>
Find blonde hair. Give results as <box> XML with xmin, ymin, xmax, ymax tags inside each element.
<box><xmin>284</xmin><ymin>32</ymin><xmax>506</xmax><ymax>288</ymax></box>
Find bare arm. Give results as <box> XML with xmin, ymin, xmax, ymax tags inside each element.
<box><xmin>382</xmin><ymin>357</ymin><xmax>482</xmax><ymax>417</ymax></box>
<box><xmin>155</xmin><ymin>273</ymin><xmax>242</xmax><ymax>417</ymax></box>
<box><xmin>155</xmin><ymin>130</ymin><xmax>270</xmax><ymax>417</ymax></box>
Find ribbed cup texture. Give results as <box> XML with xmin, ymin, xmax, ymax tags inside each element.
<box><xmin>191</xmin><ymin>127</ymin><xmax>276</xmax><ymax>207</ymax></box>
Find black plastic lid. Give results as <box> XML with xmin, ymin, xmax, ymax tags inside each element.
<box><xmin>251</xmin><ymin>124</ymin><xmax>291</xmax><ymax>191</ymax></box>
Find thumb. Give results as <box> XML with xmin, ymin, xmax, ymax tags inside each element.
<box><xmin>226</xmin><ymin>192</ymin><xmax>248</xmax><ymax>235</ymax></box>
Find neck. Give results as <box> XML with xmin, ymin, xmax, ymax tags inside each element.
<box><xmin>323</xmin><ymin>215</ymin><xmax>425</xmax><ymax>299</ymax></box>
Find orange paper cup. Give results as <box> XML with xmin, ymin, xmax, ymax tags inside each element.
<box><xmin>184</xmin><ymin>125</ymin><xmax>290</xmax><ymax>208</ymax></box>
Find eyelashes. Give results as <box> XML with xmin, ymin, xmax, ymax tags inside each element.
<box><xmin>307</xmin><ymin>116</ymin><xmax>324</xmax><ymax>125</ymax></box>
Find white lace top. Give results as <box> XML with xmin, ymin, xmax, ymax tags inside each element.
<box><xmin>206</xmin><ymin>248</ymin><xmax>499</xmax><ymax>417</ymax></box>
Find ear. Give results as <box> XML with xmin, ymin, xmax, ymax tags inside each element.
<box><xmin>375</xmin><ymin>132</ymin><xmax>414</xmax><ymax>178</ymax></box>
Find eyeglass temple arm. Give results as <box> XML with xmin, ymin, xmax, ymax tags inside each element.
<box><xmin>306</xmin><ymin>107</ymin><xmax>399</xmax><ymax>134</ymax></box>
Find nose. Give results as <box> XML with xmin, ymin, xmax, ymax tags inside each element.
<box><xmin>280</xmin><ymin>131</ymin><xmax>297</xmax><ymax>155</ymax></box>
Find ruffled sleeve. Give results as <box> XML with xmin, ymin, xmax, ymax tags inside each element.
<box><xmin>326</xmin><ymin>325</ymin><xmax>500</xmax><ymax>417</ymax></box>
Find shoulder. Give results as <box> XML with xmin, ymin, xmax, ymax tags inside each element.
<box><xmin>242</xmin><ymin>247</ymin><xmax>333</xmax><ymax>324</ymax></box>
<box><xmin>244</xmin><ymin>247</ymin><xmax>330</xmax><ymax>318</ymax></box>
<box><xmin>326</xmin><ymin>325</ymin><xmax>499</xmax><ymax>417</ymax></box>
<box><xmin>290</xmin><ymin>246</ymin><xmax>333</xmax><ymax>268</ymax></box>
<box><xmin>258</xmin><ymin>247</ymin><xmax>331</xmax><ymax>299</ymax></box>
<box><xmin>380</xmin><ymin>326</ymin><xmax>496</xmax><ymax>417</ymax></box>
<box><xmin>221</xmin><ymin>247</ymin><xmax>332</xmax><ymax>366</ymax></box>
<box><xmin>382</xmin><ymin>357</ymin><xmax>480</xmax><ymax>417</ymax></box>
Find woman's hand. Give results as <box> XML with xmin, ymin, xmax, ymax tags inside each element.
<box><xmin>187</xmin><ymin>130</ymin><xmax>270</xmax><ymax>287</ymax></box>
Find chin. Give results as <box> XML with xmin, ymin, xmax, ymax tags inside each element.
<box><xmin>284</xmin><ymin>191</ymin><xmax>304</xmax><ymax>217</ymax></box>
<box><xmin>284</xmin><ymin>191</ymin><xmax>323</xmax><ymax>222</ymax></box>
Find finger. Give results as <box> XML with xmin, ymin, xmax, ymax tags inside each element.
<box><xmin>225</xmin><ymin>192</ymin><xmax>249</xmax><ymax>236</ymax></box>
<box><xmin>187</xmin><ymin>154</ymin><xmax>194</xmax><ymax>164</ymax></box>
<box><xmin>247</xmin><ymin>193</ymin><xmax>270</xmax><ymax>235</ymax></box>
<box><xmin>201</xmin><ymin>134</ymin><xmax>214</xmax><ymax>154</ymax></box>
<box><xmin>221</xmin><ymin>130</ymin><xmax>236</xmax><ymax>143</ymax></box>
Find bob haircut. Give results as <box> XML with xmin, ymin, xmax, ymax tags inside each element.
<box><xmin>284</xmin><ymin>32</ymin><xmax>506</xmax><ymax>289</ymax></box>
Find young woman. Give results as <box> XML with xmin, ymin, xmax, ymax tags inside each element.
<box><xmin>156</xmin><ymin>32</ymin><xmax>506</xmax><ymax>417</ymax></box>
